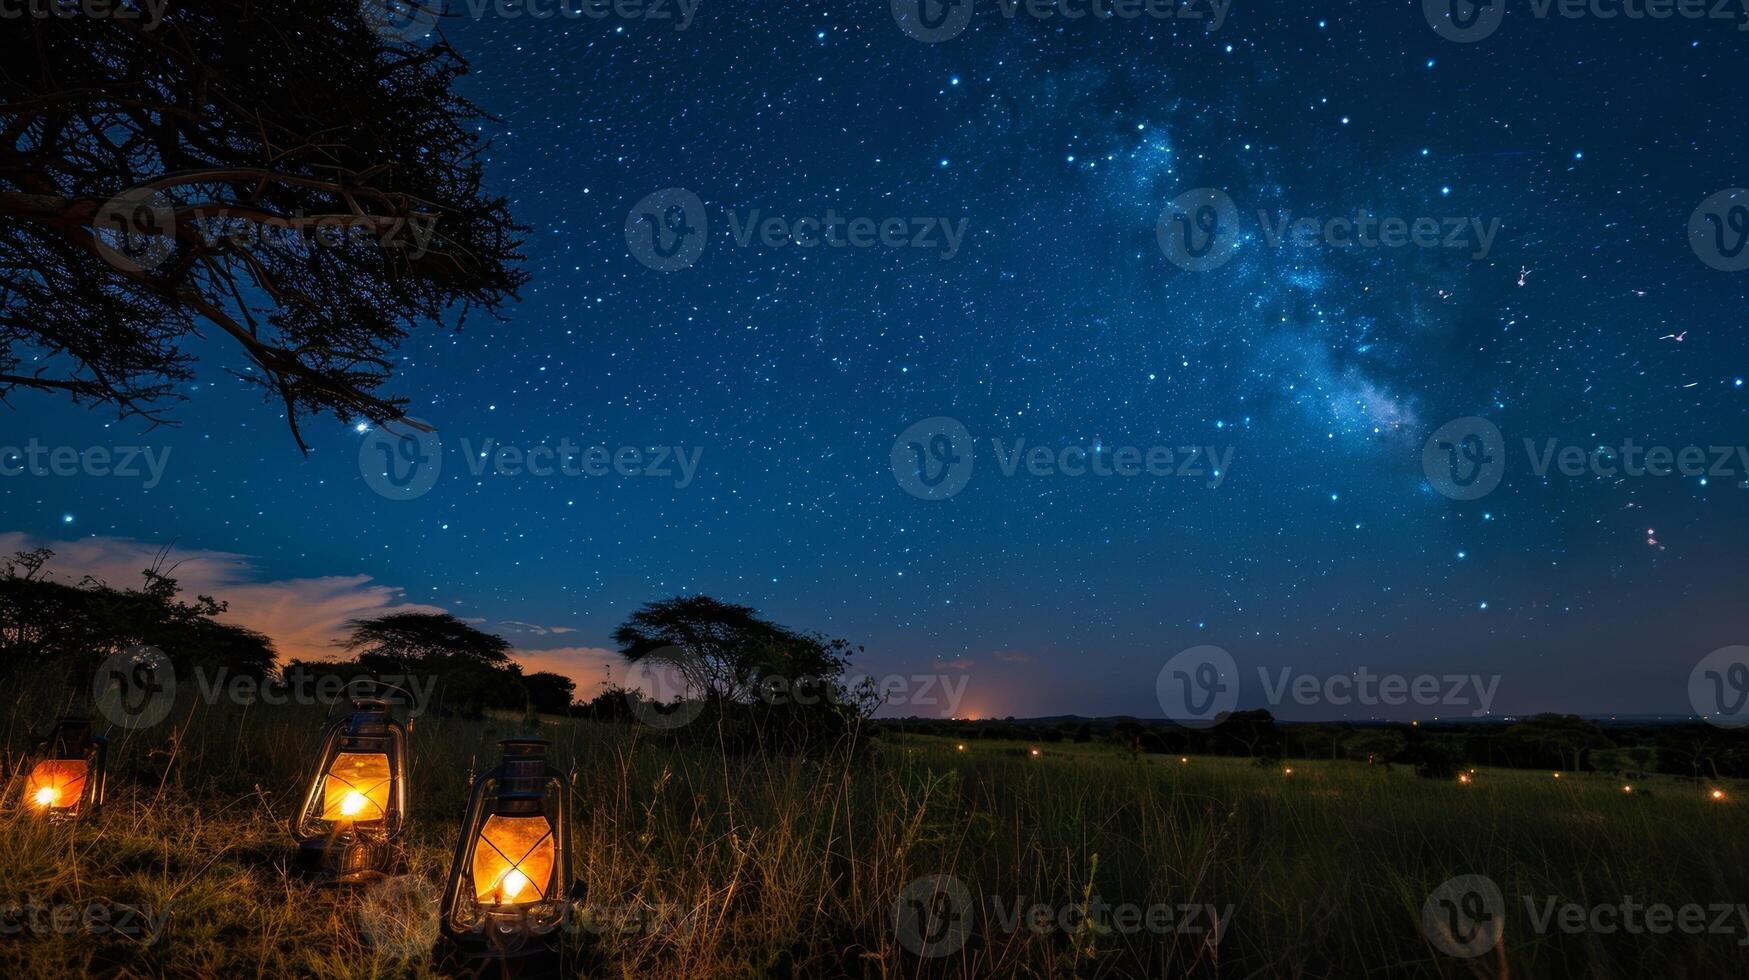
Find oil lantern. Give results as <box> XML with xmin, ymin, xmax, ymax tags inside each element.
<box><xmin>441</xmin><ymin>738</ymin><xmax>572</xmax><ymax>957</ymax></box>
<box><xmin>292</xmin><ymin>696</ymin><xmax>408</xmax><ymax>880</ymax></box>
<box><xmin>18</xmin><ymin>717</ymin><xmax>106</xmax><ymax>822</ymax></box>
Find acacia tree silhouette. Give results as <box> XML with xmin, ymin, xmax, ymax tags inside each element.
<box><xmin>0</xmin><ymin>2</ymin><xmax>526</xmax><ymax>450</ymax></box>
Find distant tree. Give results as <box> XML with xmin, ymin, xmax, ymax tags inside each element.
<box><xmin>0</xmin><ymin>2</ymin><xmax>526</xmax><ymax>450</ymax></box>
<box><xmin>341</xmin><ymin>612</ymin><xmax>521</xmax><ymax>717</ymax></box>
<box><xmin>613</xmin><ymin>595</ymin><xmax>862</xmax><ymax>751</ymax></box>
<box><xmin>613</xmin><ymin>595</ymin><xmax>852</xmax><ymax>705</ymax></box>
<box><xmin>523</xmin><ymin>671</ymin><xmax>577</xmax><ymax>716</ymax></box>
<box><xmin>1212</xmin><ymin>710</ymin><xmax>1284</xmax><ymax>760</ymax></box>
<box><xmin>1503</xmin><ymin>714</ymin><xmax>1613</xmax><ymax>772</ymax></box>
<box><xmin>1339</xmin><ymin>729</ymin><xmax>1406</xmax><ymax>764</ymax></box>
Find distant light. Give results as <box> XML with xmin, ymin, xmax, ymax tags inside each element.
<box><xmin>938</xmin><ymin>158</ymin><xmax>949</xmax><ymax>168</ymax></box>
<box><xmin>1282</xmin><ymin>767</ymin><xmax>1294</xmax><ymax>776</ymax></box>
<box><xmin>1458</xmin><ymin>773</ymin><xmax>1472</xmax><ymax>785</ymax></box>
<box><xmin>61</xmin><ymin>514</ymin><xmax>73</xmax><ymax>524</ymax></box>
<box><xmin>1711</xmin><ymin>788</ymin><xmax>1726</xmax><ymax>801</ymax></box>
<box><xmin>1622</xmin><ymin>785</ymin><xmax>1634</xmax><ymax>794</ymax></box>
<box><xmin>1180</xmin><ymin>757</ymin><xmax>1189</xmax><ymax>764</ymax></box>
<box><xmin>1029</xmin><ymin>748</ymin><xmax>1040</xmax><ymax>758</ymax></box>
<box><xmin>354</xmin><ymin>422</ymin><xmax>371</xmax><ymax>433</ymax></box>
<box><xmin>1441</xmin><ymin>186</ymin><xmax>1452</xmax><ymax>197</ymax></box>
<box><xmin>949</xmin><ymin>75</ymin><xmax>960</xmax><ymax>86</ymax></box>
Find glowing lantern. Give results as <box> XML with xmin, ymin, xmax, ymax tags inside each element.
<box><xmin>292</xmin><ymin>698</ymin><xmax>408</xmax><ymax>880</ymax></box>
<box><xmin>1710</xmin><ymin>789</ymin><xmax>1726</xmax><ymax>802</ymax></box>
<box><xmin>442</xmin><ymin>739</ymin><xmax>572</xmax><ymax>957</ymax></box>
<box><xmin>17</xmin><ymin>718</ymin><xmax>105</xmax><ymax>822</ymax></box>
<box><xmin>1282</xmin><ymin>767</ymin><xmax>1294</xmax><ymax>776</ymax></box>
<box><xmin>1622</xmin><ymin>785</ymin><xmax>1634</xmax><ymax>794</ymax></box>
<box><xmin>1028</xmin><ymin>748</ymin><xmax>1040</xmax><ymax>758</ymax></box>
<box><xmin>1457</xmin><ymin>773</ymin><xmax>1472</xmax><ymax>785</ymax></box>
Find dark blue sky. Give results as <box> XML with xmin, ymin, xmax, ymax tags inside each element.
<box><xmin>6</xmin><ymin>1</ymin><xmax>1749</xmax><ymax>719</ymax></box>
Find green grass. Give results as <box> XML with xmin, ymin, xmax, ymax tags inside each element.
<box><xmin>3</xmin><ymin>702</ymin><xmax>1746</xmax><ymax>978</ymax></box>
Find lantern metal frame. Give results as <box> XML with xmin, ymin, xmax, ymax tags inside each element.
<box><xmin>291</xmin><ymin>695</ymin><xmax>409</xmax><ymax>881</ymax></box>
<box><xmin>440</xmin><ymin>737</ymin><xmax>572</xmax><ymax>958</ymax></box>
<box><xmin>13</xmin><ymin>716</ymin><xmax>107</xmax><ymax>822</ymax></box>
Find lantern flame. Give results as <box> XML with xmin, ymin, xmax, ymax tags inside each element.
<box><xmin>500</xmin><ymin>869</ymin><xmax>530</xmax><ymax>902</ymax></box>
<box><xmin>340</xmin><ymin>791</ymin><xmax>368</xmax><ymax>817</ymax></box>
<box><xmin>33</xmin><ymin>786</ymin><xmax>60</xmax><ymax>808</ymax></box>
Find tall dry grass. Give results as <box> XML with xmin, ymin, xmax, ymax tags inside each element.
<box><xmin>2</xmin><ymin>681</ymin><xmax>1746</xmax><ymax>978</ymax></box>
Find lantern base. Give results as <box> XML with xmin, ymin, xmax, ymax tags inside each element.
<box><xmin>437</xmin><ymin>930</ymin><xmax>564</xmax><ymax>973</ymax></box>
<box><xmin>294</xmin><ymin>835</ymin><xmax>399</xmax><ymax>882</ymax></box>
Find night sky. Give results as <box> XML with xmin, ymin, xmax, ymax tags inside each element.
<box><xmin>6</xmin><ymin>2</ymin><xmax>1749</xmax><ymax>720</ymax></box>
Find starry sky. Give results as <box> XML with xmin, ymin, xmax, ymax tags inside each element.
<box><xmin>6</xmin><ymin>1</ymin><xmax>1749</xmax><ymax>720</ymax></box>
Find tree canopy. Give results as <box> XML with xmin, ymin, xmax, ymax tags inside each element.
<box><xmin>0</xmin><ymin>1</ymin><xmax>526</xmax><ymax>450</ymax></box>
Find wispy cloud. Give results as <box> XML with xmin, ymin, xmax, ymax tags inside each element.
<box><xmin>0</xmin><ymin>533</ymin><xmax>440</xmax><ymax>662</ymax></box>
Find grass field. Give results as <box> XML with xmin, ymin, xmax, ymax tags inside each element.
<box><xmin>3</xmin><ymin>695</ymin><xmax>1746</xmax><ymax>978</ymax></box>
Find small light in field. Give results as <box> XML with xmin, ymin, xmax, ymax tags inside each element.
<box><xmin>1282</xmin><ymin>767</ymin><xmax>1294</xmax><ymax>776</ymax></box>
<box><xmin>32</xmin><ymin>786</ymin><xmax>60</xmax><ymax>808</ymax></box>
<box><xmin>1180</xmin><ymin>757</ymin><xmax>1189</xmax><ymax>764</ymax></box>
<box><xmin>1552</xmin><ymin>772</ymin><xmax>1561</xmax><ymax>779</ymax></box>
<box><xmin>1622</xmin><ymin>785</ymin><xmax>1633</xmax><ymax>794</ymax></box>
<box><xmin>1711</xmin><ymin>789</ymin><xmax>1726</xmax><ymax>802</ymax></box>
<box><xmin>956</xmin><ymin>744</ymin><xmax>966</xmax><ymax>752</ymax></box>
<box><xmin>1410</xmin><ymin>720</ymin><xmax>1419</xmax><ymax>727</ymax></box>
<box><xmin>1029</xmin><ymin>748</ymin><xmax>1040</xmax><ymax>758</ymax></box>
<box><xmin>1458</xmin><ymin>773</ymin><xmax>1472</xmax><ymax>785</ymax></box>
